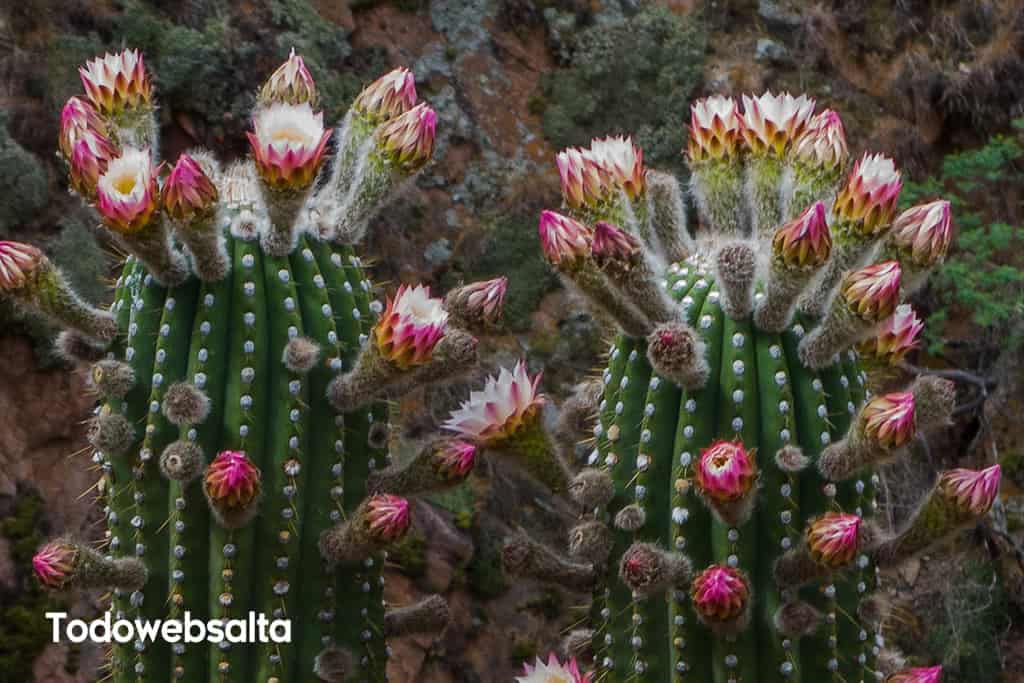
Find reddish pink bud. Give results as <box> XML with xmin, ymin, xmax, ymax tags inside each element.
<box><xmin>59</xmin><ymin>96</ymin><xmax>108</xmax><ymax>160</ymax></box>
<box><xmin>691</xmin><ymin>565</ymin><xmax>750</xmax><ymax>622</ymax></box>
<box><xmin>806</xmin><ymin>512</ymin><xmax>862</xmax><ymax>568</ymax></box>
<box><xmin>353</xmin><ymin>67</ymin><xmax>418</xmax><ymax>122</ymax></box>
<box><xmin>841</xmin><ymin>260</ymin><xmax>902</xmax><ymax>322</ymax></box>
<box><xmin>588</xmin><ymin>136</ymin><xmax>646</xmax><ymax>200</ymax></box>
<box><xmin>862</xmin><ymin>392</ymin><xmax>916</xmax><ymax>449</ymax></box>
<box><xmin>539</xmin><ymin>210</ymin><xmax>592</xmax><ymax>267</ymax></box>
<box><xmin>79</xmin><ymin>49</ymin><xmax>152</xmax><ymax>115</ymax></box>
<box><xmin>163</xmin><ymin>153</ymin><xmax>219</xmax><ymax>221</ymax></box>
<box><xmin>68</xmin><ymin>131</ymin><xmax>118</xmax><ymax>198</ymax></box>
<box><xmin>556</xmin><ymin>146</ymin><xmax>609</xmax><ymax>208</ymax></box>
<box><xmin>792</xmin><ymin>109</ymin><xmax>848</xmax><ymax>170</ymax></box>
<box><xmin>890</xmin><ymin>200</ymin><xmax>953</xmax><ymax>268</ymax></box>
<box><xmin>365</xmin><ymin>494</ymin><xmax>411</xmax><ymax>542</ymax></box>
<box><xmin>833</xmin><ymin>152</ymin><xmax>903</xmax><ymax>236</ymax></box>
<box><xmin>938</xmin><ymin>465</ymin><xmax>1001</xmax><ymax>517</ymax></box>
<box><xmin>434</xmin><ymin>440</ymin><xmax>478</xmax><ymax>480</ymax></box>
<box><xmin>375</xmin><ymin>103</ymin><xmax>436</xmax><ymax>173</ymax></box>
<box><xmin>32</xmin><ymin>540</ymin><xmax>78</xmax><ymax>589</ymax></box>
<box><xmin>688</xmin><ymin>96</ymin><xmax>744</xmax><ymax>162</ymax></box>
<box><xmin>694</xmin><ymin>440</ymin><xmax>757</xmax><ymax>502</ymax></box>
<box><xmin>446</xmin><ymin>277</ymin><xmax>507</xmax><ymax>327</ymax></box>
<box><xmin>205</xmin><ymin>450</ymin><xmax>261</xmax><ymax>509</ymax></box>
<box><xmin>591</xmin><ymin>221</ymin><xmax>640</xmax><ymax>264</ymax></box>
<box><xmin>0</xmin><ymin>240</ymin><xmax>45</xmax><ymax>292</ymax></box>
<box><xmin>772</xmin><ymin>201</ymin><xmax>832</xmax><ymax>269</ymax></box>
<box><xmin>374</xmin><ymin>284</ymin><xmax>448</xmax><ymax>369</ymax></box>
<box><xmin>886</xmin><ymin>666</ymin><xmax>943</xmax><ymax>683</ymax></box>
<box><xmin>859</xmin><ymin>303</ymin><xmax>923</xmax><ymax>363</ymax></box>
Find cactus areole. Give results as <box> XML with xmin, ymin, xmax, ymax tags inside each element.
<box><xmin>8</xmin><ymin>48</ymin><xmax>988</xmax><ymax>683</ymax></box>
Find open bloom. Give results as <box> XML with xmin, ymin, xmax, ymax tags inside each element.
<box><xmin>772</xmin><ymin>201</ymin><xmax>832</xmax><ymax>269</ymax></box>
<box><xmin>806</xmin><ymin>512</ymin><xmax>861</xmax><ymax>567</ymax></box>
<box><xmin>374</xmin><ymin>284</ymin><xmax>448</xmax><ymax>368</ymax></box>
<box><xmin>443</xmin><ymin>360</ymin><xmax>545</xmax><ymax>443</ymax></box>
<box><xmin>353</xmin><ymin>67</ymin><xmax>418</xmax><ymax>122</ymax></box>
<box><xmin>890</xmin><ymin>200</ymin><xmax>953</xmax><ymax>268</ymax></box>
<box><xmin>695</xmin><ymin>440</ymin><xmax>757</xmax><ymax>502</ymax></box>
<box><xmin>939</xmin><ymin>465</ymin><xmax>1001</xmax><ymax>517</ymax></box>
<box><xmin>205</xmin><ymin>451</ymin><xmax>261</xmax><ymax>509</ymax></box>
<box><xmin>259</xmin><ymin>48</ymin><xmax>317</xmax><ymax>106</ymax></box>
<box><xmin>886</xmin><ymin>666</ymin><xmax>942</xmax><ymax>683</ymax></box>
<box><xmin>691</xmin><ymin>565</ymin><xmax>749</xmax><ymax>622</ymax></box>
<box><xmin>33</xmin><ymin>540</ymin><xmax>78</xmax><ymax>589</ymax></box>
<box><xmin>96</xmin><ymin>148</ymin><xmax>160</xmax><ymax>233</ymax></box>
<box><xmin>375</xmin><ymin>102</ymin><xmax>436</xmax><ymax>173</ymax></box>
<box><xmin>434</xmin><ymin>439</ymin><xmax>478</xmax><ymax>480</ymax></box>
<box><xmin>688</xmin><ymin>95</ymin><xmax>744</xmax><ymax>161</ymax></box>
<box><xmin>79</xmin><ymin>49</ymin><xmax>152</xmax><ymax>114</ymax></box>
<box><xmin>248</xmin><ymin>103</ymin><xmax>331</xmax><ymax>190</ymax></box>
<box><xmin>517</xmin><ymin>654</ymin><xmax>592</xmax><ymax>683</ymax></box>
<box><xmin>841</xmin><ymin>260</ymin><xmax>902</xmax><ymax>322</ymax></box>
<box><xmin>59</xmin><ymin>96</ymin><xmax>108</xmax><ymax>160</ymax></box>
<box><xmin>0</xmin><ymin>241</ymin><xmax>44</xmax><ymax>292</ymax></box>
<box><xmin>163</xmin><ymin>153</ymin><xmax>219</xmax><ymax>221</ymax></box>
<box><xmin>792</xmin><ymin>109</ymin><xmax>848</xmax><ymax>170</ymax></box>
<box><xmin>588</xmin><ymin>135</ymin><xmax>646</xmax><ymax>199</ymax></box>
<box><xmin>591</xmin><ymin>221</ymin><xmax>640</xmax><ymax>264</ymax></box>
<box><xmin>365</xmin><ymin>494</ymin><xmax>411</xmax><ymax>542</ymax></box>
<box><xmin>741</xmin><ymin>91</ymin><xmax>816</xmax><ymax>156</ymax></box>
<box><xmin>539</xmin><ymin>210</ymin><xmax>593</xmax><ymax>267</ymax></box>
<box><xmin>556</xmin><ymin>146</ymin><xmax>609</xmax><ymax>208</ymax></box>
<box><xmin>859</xmin><ymin>304</ymin><xmax>923</xmax><ymax>363</ymax></box>
<box><xmin>862</xmin><ymin>392</ymin><xmax>916</xmax><ymax>449</ymax></box>
<box><xmin>833</xmin><ymin>153</ymin><xmax>902</xmax><ymax>236</ymax></box>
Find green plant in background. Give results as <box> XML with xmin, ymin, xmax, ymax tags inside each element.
<box><xmin>898</xmin><ymin>120</ymin><xmax>1024</xmax><ymax>355</ymax></box>
<box><xmin>448</xmin><ymin>93</ymin><xmax>1005</xmax><ymax>682</ymax></box>
<box><xmin>539</xmin><ymin>6</ymin><xmax>706</xmax><ymax>172</ymax></box>
<box><xmin>5</xmin><ymin>48</ymin><xmax>511</xmax><ymax>682</ymax></box>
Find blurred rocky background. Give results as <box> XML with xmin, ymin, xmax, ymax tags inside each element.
<box><xmin>1</xmin><ymin>0</ymin><xmax>1023</xmax><ymax>680</ymax></box>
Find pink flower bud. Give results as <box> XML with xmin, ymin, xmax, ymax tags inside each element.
<box><xmin>890</xmin><ymin>200</ymin><xmax>952</xmax><ymax>268</ymax></box>
<box><xmin>772</xmin><ymin>201</ymin><xmax>832</xmax><ymax>269</ymax></box>
<box><xmin>741</xmin><ymin>91</ymin><xmax>816</xmax><ymax>156</ymax></box>
<box><xmin>938</xmin><ymin>465</ymin><xmax>1001</xmax><ymax>517</ymax></box>
<box><xmin>792</xmin><ymin>109</ymin><xmax>848</xmax><ymax>170</ymax></box>
<box><xmin>163</xmin><ymin>153</ymin><xmax>219</xmax><ymax>221</ymax></box>
<box><xmin>886</xmin><ymin>666</ymin><xmax>943</xmax><ymax>683</ymax></box>
<box><xmin>0</xmin><ymin>240</ymin><xmax>45</xmax><ymax>292</ymax></box>
<box><xmin>375</xmin><ymin>103</ymin><xmax>436</xmax><ymax>173</ymax></box>
<box><xmin>691</xmin><ymin>565</ymin><xmax>750</xmax><ymax>622</ymax></box>
<box><xmin>539</xmin><ymin>210</ymin><xmax>592</xmax><ymax>267</ymax></box>
<box><xmin>806</xmin><ymin>512</ymin><xmax>862</xmax><ymax>568</ymax></box>
<box><xmin>591</xmin><ymin>221</ymin><xmax>640</xmax><ymax>264</ymax></box>
<box><xmin>59</xmin><ymin>96</ymin><xmax>108</xmax><ymax>160</ymax></box>
<box><xmin>688</xmin><ymin>96</ymin><xmax>744</xmax><ymax>162</ymax></box>
<box><xmin>862</xmin><ymin>392</ymin><xmax>916</xmax><ymax>449</ymax></box>
<box><xmin>694</xmin><ymin>440</ymin><xmax>757</xmax><ymax>502</ymax></box>
<box><xmin>434</xmin><ymin>439</ymin><xmax>478</xmax><ymax>480</ymax></box>
<box><xmin>259</xmin><ymin>48</ymin><xmax>318</xmax><ymax>106</ymax></box>
<box><xmin>205</xmin><ymin>450</ymin><xmax>261</xmax><ymax>509</ymax></box>
<box><xmin>374</xmin><ymin>284</ymin><xmax>448</xmax><ymax>368</ymax></box>
<box><xmin>833</xmin><ymin>153</ymin><xmax>903</xmax><ymax>236</ymax></box>
<box><xmin>841</xmin><ymin>260</ymin><xmax>902</xmax><ymax>322</ymax></box>
<box><xmin>32</xmin><ymin>540</ymin><xmax>79</xmax><ymax>589</ymax></box>
<box><xmin>446</xmin><ymin>277</ymin><xmax>507</xmax><ymax>327</ymax></box>
<box><xmin>68</xmin><ymin>130</ymin><xmax>117</xmax><ymax>199</ymax></box>
<box><xmin>353</xmin><ymin>67</ymin><xmax>418</xmax><ymax>122</ymax></box>
<box><xmin>555</xmin><ymin>146</ymin><xmax>609</xmax><ymax>208</ymax></box>
<box><xmin>859</xmin><ymin>304</ymin><xmax>924</xmax><ymax>363</ymax></box>
<box><xmin>365</xmin><ymin>494</ymin><xmax>411</xmax><ymax>542</ymax></box>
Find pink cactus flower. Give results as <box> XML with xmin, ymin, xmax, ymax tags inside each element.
<box><xmin>434</xmin><ymin>439</ymin><xmax>478</xmax><ymax>480</ymax></box>
<box><xmin>886</xmin><ymin>666</ymin><xmax>942</xmax><ymax>683</ymax></box>
<box><xmin>353</xmin><ymin>67</ymin><xmax>418</xmax><ymax>122</ymax></box>
<box><xmin>79</xmin><ymin>49</ymin><xmax>152</xmax><ymax>114</ymax></box>
<box><xmin>772</xmin><ymin>201</ymin><xmax>832</xmax><ymax>269</ymax></box>
<box><xmin>59</xmin><ymin>96</ymin><xmax>108</xmax><ymax>160</ymax></box>
<box><xmin>833</xmin><ymin>152</ymin><xmax>903</xmax><ymax>236</ymax></box>
<box><xmin>841</xmin><ymin>260</ymin><xmax>902</xmax><ymax>323</ymax></box>
<box><xmin>859</xmin><ymin>304</ymin><xmax>924</xmax><ymax>363</ymax></box>
<box><xmin>247</xmin><ymin>103</ymin><xmax>332</xmax><ymax>190</ymax></box>
<box><xmin>96</xmin><ymin>148</ymin><xmax>161</xmax><ymax>233</ymax></box>
<box><xmin>259</xmin><ymin>48</ymin><xmax>318</xmax><ymax>106</ymax></box>
<box><xmin>32</xmin><ymin>540</ymin><xmax>78</xmax><ymax>589</ymax></box>
<box><xmin>517</xmin><ymin>653</ymin><xmax>593</xmax><ymax>683</ymax></box>
<box><xmin>556</xmin><ymin>146</ymin><xmax>609</xmax><ymax>208</ymax></box>
<box><xmin>364</xmin><ymin>494</ymin><xmax>411</xmax><ymax>542</ymax></box>
<box><xmin>375</xmin><ymin>102</ymin><xmax>436</xmax><ymax>173</ymax></box>
<box><xmin>890</xmin><ymin>200</ymin><xmax>953</xmax><ymax>268</ymax></box>
<box><xmin>443</xmin><ymin>360</ymin><xmax>545</xmax><ymax>443</ymax></box>
<box><xmin>688</xmin><ymin>95</ymin><xmax>745</xmax><ymax>162</ymax></box>
<box><xmin>691</xmin><ymin>565</ymin><xmax>750</xmax><ymax>622</ymax></box>
<box><xmin>694</xmin><ymin>440</ymin><xmax>757</xmax><ymax>502</ymax></box>
<box><xmin>373</xmin><ymin>284</ymin><xmax>448</xmax><ymax>369</ymax></box>
<box><xmin>740</xmin><ymin>91</ymin><xmax>816</xmax><ymax>156</ymax></box>
<box><xmin>792</xmin><ymin>109</ymin><xmax>848</xmax><ymax>170</ymax></box>
<box><xmin>806</xmin><ymin>512</ymin><xmax>862</xmax><ymax>568</ymax></box>
<box><xmin>862</xmin><ymin>392</ymin><xmax>916</xmax><ymax>449</ymax></box>
<box><xmin>0</xmin><ymin>240</ymin><xmax>44</xmax><ymax>292</ymax></box>
<box><xmin>68</xmin><ymin>130</ymin><xmax>118</xmax><ymax>199</ymax></box>
<box><xmin>591</xmin><ymin>221</ymin><xmax>640</xmax><ymax>264</ymax></box>
<box><xmin>939</xmin><ymin>465</ymin><xmax>1001</xmax><ymax>517</ymax></box>
<box><xmin>163</xmin><ymin>153</ymin><xmax>219</xmax><ymax>221</ymax></box>
<box><xmin>205</xmin><ymin>451</ymin><xmax>262</xmax><ymax>509</ymax></box>
<box><xmin>539</xmin><ymin>210</ymin><xmax>593</xmax><ymax>267</ymax></box>
<box><xmin>588</xmin><ymin>135</ymin><xmax>646</xmax><ymax>200</ymax></box>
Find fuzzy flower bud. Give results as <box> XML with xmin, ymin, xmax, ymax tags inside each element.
<box><xmin>938</xmin><ymin>465</ymin><xmax>1001</xmax><ymax>517</ymax></box>
<box><xmin>688</xmin><ymin>96</ymin><xmax>744</xmax><ymax>162</ymax></box>
<box><xmin>248</xmin><ymin>103</ymin><xmax>332</xmax><ymax>190</ymax></box>
<box><xmin>539</xmin><ymin>210</ymin><xmax>593</xmax><ymax>267</ymax></box>
<box><xmin>858</xmin><ymin>304</ymin><xmax>924</xmax><ymax>363</ymax></box>
<box><xmin>373</xmin><ymin>284</ymin><xmax>448</xmax><ymax>369</ymax></box>
<box><xmin>792</xmin><ymin>109</ymin><xmax>848</xmax><ymax>170</ymax></box>
<box><xmin>205</xmin><ymin>450</ymin><xmax>261</xmax><ymax>509</ymax></box>
<box><xmin>32</xmin><ymin>540</ymin><xmax>78</xmax><ymax>589</ymax></box>
<box><xmin>691</xmin><ymin>565</ymin><xmax>750</xmax><ymax>623</ymax></box>
<box><xmin>444</xmin><ymin>277</ymin><xmax>507</xmax><ymax>329</ymax></box>
<box><xmin>556</xmin><ymin>146</ymin><xmax>609</xmax><ymax>208</ymax></box>
<box><xmin>591</xmin><ymin>220</ymin><xmax>640</xmax><ymax>265</ymax></box>
<box><xmin>375</xmin><ymin>102</ymin><xmax>436</xmax><ymax>173</ymax></box>
<box><xmin>861</xmin><ymin>392</ymin><xmax>916</xmax><ymax>449</ymax></box>
<box><xmin>259</xmin><ymin>48</ymin><xmax>317</xmax><ymax>106</ymax></box>
<box><xmin>79</xmin><ymin>49</ymin><xmax>152</xmax><ymax>115</ymax></box>
<box><xmin>0</xmin><ymin>241</ymin><xmax>44</xmax><ymax>292</ymax></box>
<box><xmin>889</xmin><ymin>200</ymin><xmax>953</xmax><ymax>268</ymax></box>
<box><xmin>163</xmin><ymin>153</ymin><xmax>219</xmax><ymax>221</ymax></box>
<box><xmin>833</xmin><ymin>153</ymin><xmax>903</xmax><ymax>236</ymax></box>
<box><xmin>517</xmin><ymin>653</ymin><xmax>593</xmax><ymax>683</ymax></box>
<box><xmin>353</xmin><ymin>67</ymin><xmax>418</xmax><ymax>122</ymax></box>
<box><xmin>772</xmin><ymin>201</ymin><xmax>832</xmax><ymax>269</ymax></box>
<box><xmin>365</xmin><ymin>494</ymin><xmax>411</xmax><ymax>542</ymax></box>
<box><xmin>68</xmin><ymin>131</ymin><xmax>117</xmax><ymax>198</ymax></box>
<box><xmin>618</xmin><ymin>542</ymin><xmax>691</xmax><ymax>597</ymax></box>
<box><xmin>433</xmin><ymin>440</ymin><xmax>478</xmax><ymax>480</ymax></box>
<box><xmin>806</xmin><ymin>512</ymin><xmax>862</xmax><ymax>568</ymax></box>
<box><xmin>741</xmin><ymin>91</ymin><xmax>816</xmax><ymax>157</ymax></box>
<box><xmin>96</xmin><ymin>148</ymin><xmax>160</xmax><ymax>233</ymax></box>
<box><xmin>886</xmin><ymin>667</ymin><xmax>942</xmax><ymax>683</ymax></box>
<box><xmin>588</xmin><ymin>135</ymin><xmax>645</xmax><ymax>200</ymax></box>
<box><xmin>695</xmin><ymin>440</ymin><xmax>757</xmax><ymax>502</ymax></box>
<box><xmin>59</xmin><ymin>96</ymin><xmax>108</xmax><ymax>160</ymax></box>
<box><xmin>841</xmin><ymin>260</ymin><xmax>902</xmax><ymax>322</ymax></box>
<box><xmin>443</xmin><ymin>360</ymin><xmax>545</xmax><ymax>443</ymax></box>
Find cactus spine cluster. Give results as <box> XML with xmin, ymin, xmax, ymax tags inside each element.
<box><xmin>508</xmin><ymin>94</ymin><xmax>999</xmax><ymax>683</ymax></box>
<box><xmin>10</xmin><ymin>49</ymin><xmax>508</xmax><ymax>683</ymax></box>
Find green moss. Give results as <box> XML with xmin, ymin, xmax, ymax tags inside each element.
<box><xmin>539</xmin><ymin>6</ymin><xmax>706</xmax><ymax>171</ymax></box>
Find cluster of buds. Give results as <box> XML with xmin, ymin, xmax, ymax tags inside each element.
<box><xmin>556</xmin><ymin>135</ymin><xmax>646</xmax><ymax>209</ymax></box>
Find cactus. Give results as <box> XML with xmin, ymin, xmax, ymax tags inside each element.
<box><xmin>501</xmin><ymin>92</ymin><xmax>1000</xmax><ymax>683</ymax></box>
<box><xmin>6</xmin><ymin>48</ymin><xmax>506</xmax><ymax>683</ymax></box>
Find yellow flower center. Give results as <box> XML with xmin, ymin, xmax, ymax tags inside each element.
<box><xmin>112</xmin><ymin>173</ymin><xmax>137</xmax><ymax>195</ymax></box>
<box><xmin>272</xmin><ymin>127</ymin><xmax>306</xmax><ymax>144</ymax></box>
